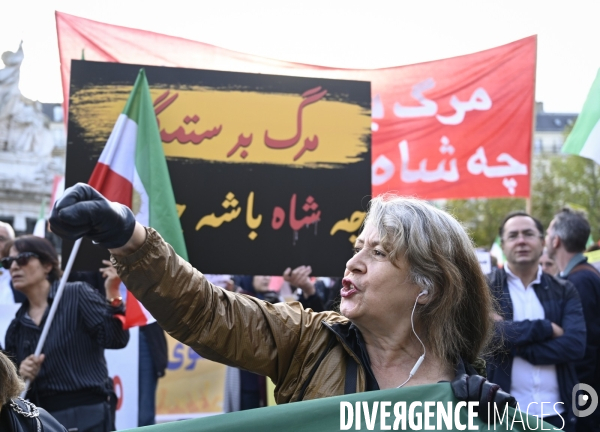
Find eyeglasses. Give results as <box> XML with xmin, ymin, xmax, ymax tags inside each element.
<box><xmin>503</xmin><ymin>231</ymin><xmax>543</xmax><ymax>243</ymax></box>
<box><xmin>1</xmin><ymin>252</ymin><xmax>39</xmax><ymax>269</ymax></box>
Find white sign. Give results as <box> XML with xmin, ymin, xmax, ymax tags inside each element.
<box><xmin>475</xmin><ymin>250</ymin><xmax>492</xmax><ymax>275</ymax></box>
<box><xmin>0</xmin><ymin>303</ymin><xmax>21</xmax><ymax>347</ymax></box>
<box><xmin>106</xmin><ymin>327</ymin><xmax>139</xmax><ymax>430</ymax></box>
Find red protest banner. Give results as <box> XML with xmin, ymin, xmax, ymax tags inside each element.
<box><xmin>367</xmin><ymin>38</ymin><xmax>536</xmax><ymax>199</ymax></box>
<box><xmin>56</xmin><ymin>12</ymin><xmax>535</xmax><ymax>199</ymax></box>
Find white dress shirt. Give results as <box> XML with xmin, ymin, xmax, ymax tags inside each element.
<box><xmin>505</xmin><ymin>264</ymin><xmax>563</xmax><ymax>417</ymax></box>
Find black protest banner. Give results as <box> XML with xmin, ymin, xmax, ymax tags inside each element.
<box><xmin>65</xmin><ymin>60</ymin><xmax>371</xmax><ymax>276</ymax></box>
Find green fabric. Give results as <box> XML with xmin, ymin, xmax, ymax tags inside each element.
<box><xmin>38</xmin><ymin>197</ymin><xmax>47</xmax><ymax>219</ymax></box>
<box><xmin>586</xmin><ymin>234</ymin><xmax>595</xmax><ymax>249</ymax></box>
<box><xmin>126</xmin><ymin>383</ymin><xmax>559</xmax><ymax>431</ymax></box>
<box><xmin>562</xmin><ymin>68</ymin><xmax>600</xmax><ymax>164</ymax></box>
<box><xmin>491</xmin><ymin>236</ymin><xmax>506</xmax><ymax>266</ymax></box>
<box><xmin>124</xmin><ymin>69</ymin><xmax>188</xmax><ymax>260</ymax></box>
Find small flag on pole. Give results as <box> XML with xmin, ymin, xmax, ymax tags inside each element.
<box><xmin>50</xmin><ymin>175</ymin><xmax>65</xmax><ymax>209</ymax></box>
<box><xmin>490</xmin><ymin>236</ymin><xmax>506</xmax><ymax>268</ymax></box>
<box><xmin>562</xmin><ymin>69</ymin><xmax>600</xmax><ymax>165</ymax></box>
<box><xmin>586</xmin><ymin>234</ymin><xmax>595</xmax><ymax>250</ymax></box>
<box><xmin>33</xmin><ymin>198</ymin><xmax>47</xmax><ymax>238</ymax></box>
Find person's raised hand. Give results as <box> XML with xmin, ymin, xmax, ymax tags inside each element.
<box><xmin>100</xmin><ymin>259</ymin><xmax>121</xmax><ymax>298</ymax></box>
<box><xmin>49</xmin><ymin>183</ymin><xmax>136</xmax><ymax>249</ymax></box>
<box><xmin>283</xmin><ymin>265</ymin><xmax>315</xmax><ymax>298</ymax></box>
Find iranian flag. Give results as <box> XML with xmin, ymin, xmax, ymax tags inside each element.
<box><xmin>88</xmin><ymin>69</ymin><xmax>188</xmax><ymax>329</ymax></box>
<box><xmin>562</xmin><ymin>69</ymin><xmax>600</xmax><ymax>165</ymax></box>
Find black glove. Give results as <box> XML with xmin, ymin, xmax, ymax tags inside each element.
<box><xmin>451</xmin><ymin>359</ymin><xmax>516</xmax><ymax>422</ymax></box>
<box><xmin>49</xmin><ymin>183</ymin><xmax>136</xmax><ymax>249</ymax></box>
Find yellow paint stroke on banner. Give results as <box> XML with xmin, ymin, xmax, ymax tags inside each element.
<box><xmin>156</xmin><ymin>332</ymin><xmax>226</xmax><ymax>416</ymax></box>
<box><xmin>70</xmin><ymin>85</ymin><xmax>370</xmax><ymax>167</ymax></box>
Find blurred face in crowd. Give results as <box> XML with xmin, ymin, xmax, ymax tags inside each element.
<box><xmin>544</xmin><ymin>218</ymin><xmax>558</xmax><ymax>260</ymax></box>
<box><xmin>0</xmin><ymin>227</ymin><xmax>11</xmax><ymax>258</ymax></box>
<box><xmin>252</xmin><ymin>275</ymin><xmax>272</xmax><ymax>293</ymax></box>
<box><xmin>539</xmin><ymin>250</ymin><xmax>558</xmax><ymax>275</ymax></box>
<box><xmin>7</xmin><ymin>246</ymin><xmax>51</xmax><ymax>293</ymax></box>
<box><xmin>501</xmin><ymin>216</ymin><xmax>545</xmax><ymax>269</ymax></box>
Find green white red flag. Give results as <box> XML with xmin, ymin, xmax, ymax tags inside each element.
<box><xmin>32</xmin><ymin>198</ymin><xmax>47</xmax><ymax>238</ymax></box>
<box><xmin>562</xmin><ymin>69</ymin><xmax>600</xmax><ymax>165</ymax></box>
<box><xmin>88</xmin><ymin>69</ymin><xmax>188</xmax><ymax>328</ymax></box>
<box><xmin>490</xmin><ymin>236</ymin><xmax>506</xmax><ymax>268</ymax></box>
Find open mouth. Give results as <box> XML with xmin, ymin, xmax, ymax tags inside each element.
<box><xmin>341</xmin><ymin>278</ymin><xmax>359</xmax><ymax>298</ymax></box>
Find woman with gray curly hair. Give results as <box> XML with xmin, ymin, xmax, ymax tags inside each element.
<box><xmin>49</xmin><ymin>184</ymin><xmax>514</xmax><ymax>423</ymax></box>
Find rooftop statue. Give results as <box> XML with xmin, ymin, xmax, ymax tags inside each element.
<box><xmin>0</xmin><ymin>42</ymin><xmax>53</xmax><ymax>157</ymax></box>
<box><xmin>0</xmin><ymin>42</ymin><xmax>24</xmax><ymax>110</ymax></box>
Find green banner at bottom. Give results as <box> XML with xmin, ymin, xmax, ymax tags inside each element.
<box><xmin>129</xmin><ymin>383</ymin><xmax>559</xmax><ymax>431</ymax></box>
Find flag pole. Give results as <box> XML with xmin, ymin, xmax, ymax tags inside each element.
<box><xmin>526</xmin><ymin>37</ymin><xmax>538</xmax><ymax>215</ymax></box>
<box><xmin>20</xmin><ymin>237</ymin><xmax>83</xmax><ymax>398</ymax></box>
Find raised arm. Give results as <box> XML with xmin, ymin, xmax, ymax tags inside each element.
<box><xmin>49</xmin><ymin>183</ymin><xmax>324</xmax><ymax>384</ymax></box>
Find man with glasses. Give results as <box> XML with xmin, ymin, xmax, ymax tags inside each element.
<box><xmin>486</xmin><ymin>211</ymin><xmax>586</xmax><ymax>431</ymax></box>
<box><xmin>546</xmin><ymin>208</ymin><xmax>600</xmax><ymax>432</ymax></box>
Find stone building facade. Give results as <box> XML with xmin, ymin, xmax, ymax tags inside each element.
<box><xmin>0</xmin><ymin>44</ymin><xmax>65</xmax><ymax>236</ymax></box>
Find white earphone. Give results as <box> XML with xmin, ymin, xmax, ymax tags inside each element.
<box><xmin>396</xmin><ymin>289</ymin><xmax>428</xmax><ymax>388</ymax></box>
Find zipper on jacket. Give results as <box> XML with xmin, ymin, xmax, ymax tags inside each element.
<box><xmin>321</xmin><ymin>321</ymin><xmax>365</xmax><ymax>374</ymax></box>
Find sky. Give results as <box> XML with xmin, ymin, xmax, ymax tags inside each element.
<box><xmin>1</xmin><ymin>0</ymin><xmax>599</xmax><ymax>113</ymax></box>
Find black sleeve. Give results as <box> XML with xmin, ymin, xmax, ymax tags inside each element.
<box><xmin>75</xmin><ymin>282</ymin><xmax>130</xmax><ymax>349</ymax></box>
<box><xmin>568</xmin><ymin>269</ymin><xmax>600</xmax><ymax>348</ymax></box>
<box><xmin>140</xmin><ymin>322</ymin><xmax>169</xmax><ymax>377</ymax></box>
<box><xmin>517</xmin><ymin>281</ymin><xmax>587</xmax><ymax>364</ymax></box>
<box><xmin>298</xmin><ymin>293</ymin><xmax>325</xmax><ymax>312</ymax></box>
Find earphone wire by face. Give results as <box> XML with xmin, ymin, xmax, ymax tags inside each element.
<box><xmin>396</xmin><ymin>290</ymin><xmax>428</xmax><ymax>389</ymax></box>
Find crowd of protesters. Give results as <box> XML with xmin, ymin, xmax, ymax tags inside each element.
<box><xmin>1</xmin><ymin>195</ymin><xmax>599</xmax><ymax>432</ymax></box>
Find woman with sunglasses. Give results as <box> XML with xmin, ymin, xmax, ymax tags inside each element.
<box><xmin>2</xmin><ymin>236</ymin><xmax>130</xmax><ymax>432</ymax></box>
